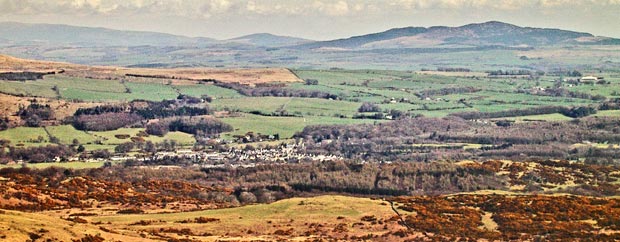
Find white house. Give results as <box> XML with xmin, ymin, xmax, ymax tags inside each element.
<box><xmin>580</xmin><ymin>76</ymin><xmax>603</xmax><ymax>83</ymax></box>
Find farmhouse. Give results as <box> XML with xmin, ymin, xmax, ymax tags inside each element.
<box><xmin>580</xmin><ymin>76</ymin><xmax>604</xmax><ymax>83</ymax></box>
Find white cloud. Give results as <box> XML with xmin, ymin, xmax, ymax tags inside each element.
<box><xmin>245</xmin><ymin>0</ymin><xmax>303</xmax><ymax>15</ymax></box>
<box><xmin>0</xmin><ymin>0</ymin><xmax>236</xmax><ymax>17</ymax></box>
<box><xmin>312</xmin><ymin>0</ymin><xmax>350</xmax><ymax>16</ymax></box>
<box><xmin>388</xmin><ymin>0</ymin><xmax>620</xmax><ymax>10</ymax></box>
<box><xmin>2</xmin><ymin>0</ymin><xmax>619</xmax><ymax>16</ymax></box>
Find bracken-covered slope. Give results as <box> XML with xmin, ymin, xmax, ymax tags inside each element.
<box><xmin>0</xmin><ymin>209</ymin><xmax>151</xmax><ymax>242</ymax></box>
<box><xmin>0</xmin><ymin>54</ymin><xmax>302</xmax><ymax>85</ymax></box>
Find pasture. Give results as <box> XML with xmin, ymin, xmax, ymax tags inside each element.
<box><xmin>220</xmin><ymin>113</ymin><xmax>377</xmax><ymax>139</ymax></box>
<box><xmin>0</xmin><ymin>127</ymin><xmax>50</xmax><ymax>147</ymax></box>
<box><xmin>0</xmin><ymin>125</ymin><xmax>196</xmax><ymax>150</ymax></box>
<box><xmin>2</xmin><ymin>56</ymin><xmax>620</xmax><ymax>154</ymax></box>
<box><xmin>90</xmin><ymin>128</ymin><xmax>196</xmax><ymax>146</ymax></box>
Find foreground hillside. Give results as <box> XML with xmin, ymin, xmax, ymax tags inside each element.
<box><xmin>0</xmin><ymin>209</ymin><xmax>146</xmax><ymax>241</ymax></box>
<box><xmin>1</xmin><ymin>156</ymin><xmax>620</xmax><ymax>241</ymax></box>
<box><xmin>3</xmin><ymin>193</ymin><xmax>620</xmax><ymax>241</ymax></box>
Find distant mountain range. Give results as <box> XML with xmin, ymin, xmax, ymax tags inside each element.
<box><xmin>0</xmin><ymin>22</ymin><xmax>216</xmax><ymax>47</ymax></box>
<box><xmin>1</xmin><ymin>21</ymin><xmax>618</xmax><ymax>50</ymax></box>
<box><xmin>294</xmin><ymin>21</ymin><xmax>620</xmax><ymax>50</ymax></box>
<box><xmin>227</xmin><ymin>33</ymin><xmax>312</xmax><ymax>47</ymax></box>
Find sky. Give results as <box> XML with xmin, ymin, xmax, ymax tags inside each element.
<box><xmin>1</xmin><ymin>0</ymin><xmax>620</xmax><ymax>40</ymax></box>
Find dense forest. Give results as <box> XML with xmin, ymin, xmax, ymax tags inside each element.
<box><xmin>71</xmin><ymin>96</ymin><xmax>217</xmax><ymax>132</ymax></box>
<box><xmin>0</xmin><ymin>71</ymin><xmax>57</xmax><ymax>81</ymax></box>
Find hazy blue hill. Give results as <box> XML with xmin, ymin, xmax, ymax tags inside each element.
<box><xmin>292</xmin><ymin>21</ymin><xmax>616</xmax><ymax>50</ymax></box>
<box><xmin>3</xmin><ymin>21</ymin><xmax>615</xmax><ymax>50</ymax></box>
<box><xmin>447</xmin><ymin>21</ymin><xmax>593</xmax><ymax>46</ymax></box>
<box><xmin>0</xmin><ymin>22</ymin><xmax>215</xmax><ymax>47</ymax></box>
<box><xmin>293</xmin><ymin>26</ymin><xmax>428</xmax><ymax>49</ymax></box>
<box><xmin>1</xmin><ymin>21</ymin><xmax>617</xmax><ymax>68</ymax></box>
<box><xmin>228</xmin><ymin>33</ymin><xmax>312</xmax><ymax>47</ymax></box>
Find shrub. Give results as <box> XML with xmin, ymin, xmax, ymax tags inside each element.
<box><xmin>116</xmin><ymin>208</ymin><xmax>144</xmax><ymax>214</ymax></box>
<box><xmin>146</xmin><ymin>122</ymin><xmax>169</xmax><ymax>136</ymax></box>
<box><xmin>0</xmin><ymin>117</ymin><xmax>8</xmax><ymax>131</ymax></box>
<box><xmin>358</xmin><ymin>102</ymin><xmax>381</xmax><ymax>112</ymax></box>
<box><xmin>305</xmin><ymin>79</ymin><xmax>319</xmax><ymax>85</ymax></box>
<box><xmin>114</xmin><ymin>142</ymin><xmax>135</xmax><ymax>154</ymax></box>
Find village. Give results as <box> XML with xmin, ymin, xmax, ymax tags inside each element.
<box><xmin>5</xmin><ymin>141</ymin><xmax>343</xmax><ymax>169</ymax></box>
<box><xmin>143</xmin><ymin>142</ymin><xmax>340</xmax><ymax>167</ymax></box>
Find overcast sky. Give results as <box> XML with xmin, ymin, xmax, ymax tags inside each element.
<box><xmin>1</xmin><ymin>0</ymin><xmax>619</xmax><ymax>40</ymax></box>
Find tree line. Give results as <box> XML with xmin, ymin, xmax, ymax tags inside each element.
<box><xmin>450</xmin><ymin>105</ymin><xmax>598</xmax><ymax>120</ymax></box>
<box><xmin>0</xmin><ymin>71</ymin><xmax>57</xmax><ymax>81</ymax></box>
<box><xmin>215</xmin><ymin>82</ymin><xmax>340</xmax><ymax>100</ymax></box>
<box><xmin>416</xmin><ymin>87</ymin><xmax>480</xmax><ymax>99</ymax></box>
<box><xmin>519</xmin><ymin>87</ymin><xmax>606</xmax><ymax>101</ymax></box>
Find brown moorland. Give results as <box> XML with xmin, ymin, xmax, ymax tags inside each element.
<box><xmin>0</xmin><ymin>54</ymin><xmax>302</xmax><ymax>85</ymax></box>
<box><xmin>0</xmin><ymin>93</ymin><xmax>101</xmax><ymax>126</ymax></box>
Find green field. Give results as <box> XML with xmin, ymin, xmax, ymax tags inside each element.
<box><xmin>46</xmin><ymin>125</ymin><xmax>98</xmax><ymax>144</ymax></box>
<box><xmin>123</xmin><ymin>82</ymin><xmax>179</xmax><ymax>101</ymax></box>
<box><xmin>0</xmin><ymin>125</ymin><xmax>196</xmax><ymax>150</ymax></box>
<box><xmin>2</xmin><ymin>68</ymin><xmax>620</xmax><ymax>154</ymax></box>
<box><xmin>62</xmin><ymin>82</ymin><xmax>179</xmax><ymax>102</ymax></box>
<box><xmin>91</xmin><ymin>195</ymin><xmax>393</xmax><ymax>228</ymax></box>
<box><xmin>0</xmin><ymin>75</ymin><xmax>210</xmax><ymax>102</ymax></box>
<box><xmin>221</xmin><ymin>113</ymin><xmax>378</xmax><ymax>139</ymax></box>
<box><xmin>48</xmin><ymin>125</ymin><xmax>194</xmax><ymax>147</ymax></box>
<box><xmin>45</xmin><ymin>76</ymin><xmax>127</xmax><ymax>93</ymax></box>
<box><xmin>2</xmin><ymin>69</ymin><xmax>609</xmax><ymax>119</ymax></box>
<box><xmin>494</xmin><ymin>113</ymin><xmax>574</xmax><ymax>122</ymax></box>
<box><xmin>594</xmin><ymin>110</ymin><xmax>620</xmax><ymax>117</ymax></box>
<box><xmin>211</xmin><ymin>97</ymin><xmax>362</xmax><ymax>117</ymax></box>
<box><xmin>176</xmin><ymin>84</ymin><xmax>244</xmax><ymax>99</ymax></box>
<box><xmin>0</xmin><ymin>127</ymin><xmax>51</xmax><ymax>147</ymax></box>
<box><xmin>291</xmin><ymin>69</ymin><xmax>606</xmax><ymax>119</ymax></box>
<box><xmin>0</xmin><ymin>80</ymin><xmax>58</xmax><ymax>98</ymax></box>
<box><xmin>91</xmin><ymin>128</ymin><xmax>196</xmax><ymax>146</ymax></box>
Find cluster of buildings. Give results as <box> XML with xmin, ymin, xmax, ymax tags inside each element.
<box><xmin>110</xmin><ymin>143</ymin><xmax>341</xmax><ymax>167</ymax></box>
